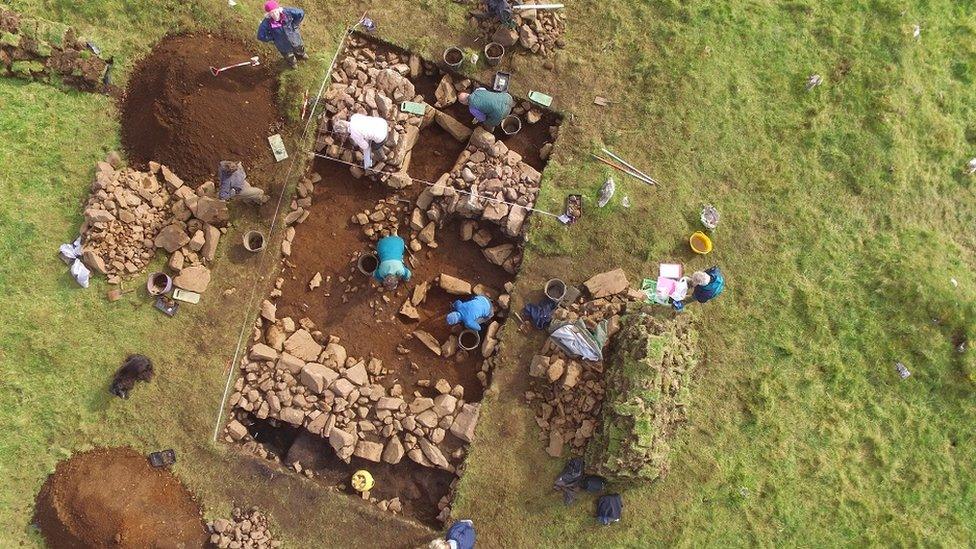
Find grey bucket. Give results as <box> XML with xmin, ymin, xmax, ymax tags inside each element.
<box><xmin>358</xmin><ymin>253</ymin><xmax>379</xmax><ymax>276</ymax></box>
<box><xmin>243</xmin><ymin>230</ymin><xmax>266</xmax><ymax>252</ymax></box>
<box><xmin>443</xmin><ymin>47</ymin><xmax>464</xmax><ymax>70</ymax></box>
<box><xmin>484</xmin><ymin>42</ymin><xmax>504</xmax><ymax>66</ymax></box>
<box><xmin>147</xmin><ymin>272</ymin><xmax>172</xmax><ymax>296</ymax></box>
<box><xmin>545</xmin><ymin>278</ymin><xmax>567</xmax><ymax>302</ymax></box>
<box><xmin>458</xmin><ymin>329</ymin><xmax>481</xmax><ymax>351</ymax></box>
<box><xmin>501</xmin><ymin>115</ymin><xmax>522</xmax><ymax>136</ymax></box>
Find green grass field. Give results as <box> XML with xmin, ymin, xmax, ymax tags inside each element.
<box><xmin>1</xmin><ymin>0</ymin><xmax>974</xmax><ymax>547</ymax></box>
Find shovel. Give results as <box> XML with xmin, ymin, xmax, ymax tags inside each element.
<box><xmin>210</xmin><ymin>56</ymin><xmax>260</xmax><ymax>77</ymax></box>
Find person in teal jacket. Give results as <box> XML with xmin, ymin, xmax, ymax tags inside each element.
<box><xmin>447</xmin><ymin>295</ymin><xmax>493</xmax><ymax>331</ymax></box>
<box><xmin>458</xmin><ymin>88</ymin><xmax>514</xmax><ymax>129</ymax></box>
<box><xmin>373</xmin><ymin>236</ymin><xmax>411</xmax><ymax>290</ymax></box>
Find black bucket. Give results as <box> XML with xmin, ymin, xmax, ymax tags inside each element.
<box><xmin>358</xmin><ymin>253</ymin><xmax>379</xmax><ymax>276</ymax></box>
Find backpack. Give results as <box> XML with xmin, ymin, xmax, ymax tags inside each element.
<box><xmin>596</xmin><ymin>494</ymin><xmax>623</xmax><ymax>525</ymax></box>
<box><xmin>553</xmin><ymin>458</ymin><xmax>585</xmax><ymax>489</ymax></box>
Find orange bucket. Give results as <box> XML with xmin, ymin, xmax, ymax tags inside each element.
<box><xmin>689</xmin><ymin>231</ymin><xmax>713</xmax><ymax>254</ymax></box>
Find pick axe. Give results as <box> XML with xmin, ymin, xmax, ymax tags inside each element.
<box><xmin>210</xmin><ymin>56</ymin><xmax>260</xmax><ymax>77</ymax></box>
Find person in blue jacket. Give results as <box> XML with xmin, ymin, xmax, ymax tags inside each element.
<box><xmin>257</xmin><ymin>2</ymin><xmax>307</xmax><ymax>68</ymax></box>
<box><xmin>447</xmin><ymin>295</ymin><xmax>494</xmax><ymax>331</ymax></box>
<box><xmin>690</xmin><ymin>266</ymin><xmax>725</xmax><ymax>303</ymax></box>
<box><xmin>373</xmin><ymin>235</ymin><xmax>411</xmax><ymax>290</ymax></box>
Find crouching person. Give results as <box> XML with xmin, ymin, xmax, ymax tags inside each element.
<box><xmin>218</xmin><ymin>161</ymin><xmax>268</xmax><ymax>205</ymax></box>
<box><xmin>373</xmin><ymin>235</ymin><xmax>411</xmax><ymax>290</ymax></box>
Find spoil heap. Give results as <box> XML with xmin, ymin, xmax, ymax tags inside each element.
<box><xmin>34</xmin><ymin>447</ymin><xmax>208</xmax><ymax>548</ymax></box>
<box><xmin>472</xmin><ymin>1</ymin><xmax>567</xmax><ymax>57</ymax></box>
<box><xmin>315</xmin><ymin>36</ymin><xmax>426</xmax><ymax>186</ymax></box>
<box><xmin>586</xmin><ymin>313</ymin><xmax>698</xmax><ymax>481</ymax></box>
<box><xmin>525</xmin><ymin>268</ymin><xmax>698</xmax><ymax>468</ymax></box>
<box><xmin>121</xmin><ymin>33</ymin><xmax>280</xmax><ymax>186</ymax></box>
<box><xmin>206</xmin><ymin>506</ymin><xmax>281</xmax><ymax>549</ymax></box>
<box><xmin>0</xmin><ymin>9</ymin><xmax>109</xmax><ymax>91</ymax></box>
<box><xmin>78</xmin><ymin>153</ymin><xmax>228</xmax><ymax>287</ymax></box>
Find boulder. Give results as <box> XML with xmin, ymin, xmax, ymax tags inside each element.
<box><xmin>492</xmin><ymin>26</ymin><xmax>519</xmax><ymax>47</ymax></box>
<box><xmin>449</xmin><ymin>403</ymin><xmax>480</xmax><ymax>443</ymax></box>
<box><xmin>435</xmin><ymin>110</ymin><xmax>473</xmax><ymax>143</ymax></box>
<box><xmin>226</xmin><ymin>420</ymin><xmax>248</xmax><ymax>441</ymax></box>
<box><xmin>377</xmin><ymin>397</ymin><xmax>405</xmax><ymax>411</ymax></box>
<box><xmin>249</xmin><ymin>344</ymin><xmax>278</xmax><ymax>361</ymax></box>
<box><xmin>563</xmin><ymin>361</ymin><xmax>582</xmax><ymax>388</ymax></box>
<box><xmin>419</xmin><ymin>438</ymin><xmax>451</xmax><ymax>469</ymax></box>
<box><xmin>470</xmin><ymin>127</ymin><xmax>496</xmax><ymax>151</ymax></box>
<box><xmin>300</xmin><ymin>363</ymin><xmax>339</xmax><ymax>393</ymax></box>
<box><xmin>200</xmin><ymin>224</ymin><xmax>220</xmax><ymax>263</ymax></box>
<box><xmin>344</xmin><ymin>362</ymin><xmax>369</xmax><ymax>386</ymax></box>
<box><xmin>154</xmin><ymin>223</ymin><xmax>190</xmax><ymax>253</ymax></box>
<box><xmin>321</xmin><ymin>342</ymin><xmax>348</xmax><ymax>368</ymax></box>
<box><xmin>399</xmin><ymin>300</ymin><xmax>420</xmax><ymax>320</ymax></box>
<box><xmin>174</xmin><ymin>265</ymin><xmax>211</xmax><ymax>293</ymax></box>
<box><xmin>329</xmin><ymin>427</ymin><xmax>356</xmax><ymax>452</ymax></box>
<box><xmin>483</xmin><ymin>243</ymin><xmax>515</xmax><ymax>266</ymax></box>
<box><xmin>284</xmin><ymin>329</ymin><xmax>322</xmax><ymax>361</ymax></box>
<box><xmin>277</xmin><ymin>352</ymin><xmax>305</xmax><ymax>375</ymax></box>
<box><xmin>439</xmin><ymin>274</ymin><xmax>471</xmax><ymax>295</ymax></box>
<box><xmin>584</xmin><ymin>268</ymin><xmax>630</xmax><ymax>298</ymax></box>
<box><xmin>354</xmin><ymin>440</ymin><xmax>384</xmax><ymax>462</ymax></box>
<box><xmin>418</xmin><ymin>222</ymin><xmax>436</xmax><ymax>244</ymax></box>
<box><xmin>529</xmin><ymin>355</ymin><xmax>549</xmax><ymax>377</ymax></box>
<box><xmin>382</xmin><ymin>436</ymin><xmax>405</xmax><ymax>464</ymax></box>
<box><xmin>413</xmin><ymin>330</ymin><xmax>442</xmax><ymax>355</ymax></box>
<box><xmin>434</xmin><ymin>74</ymin><xmax>457</xmax><ymax>107</ymax></box>
<box><xmin>190</xmin><ymin>197</ymin><xmax>229</xmax><ymax>226</ymax></box>
<box><xmin>279</xmin><ymin>407</ymin><xmax>305</xmax><ymax>426</ymax></box>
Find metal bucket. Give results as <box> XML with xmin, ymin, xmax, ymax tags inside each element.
<box><xmin>484</xmin><ymin>42</ymin><xmax>504</xmax><ymax>66</ymax></box>
<box><xmin>458</xmin><ymin>329</ymin><xmax>481</xmax><ymax>351</ymax></box>
<box><xmin>358</xmin><ymin>253</ymin><xmax>379</xmax><ymax>276</ymax></box>
<box><xmin>545</xmin><ymin>278</ymin><xmax>567</xmax><ymax>302</ymax></box>
<box><xmin>147</xmin><ymin>272</ymin><xmax>172</xmax><ymax>296</ymax></box>
<box><xmin>243</xmin><ymin>230</ymin><xmax>266</xmax><ymax>252</ymax></box>
<box><xmin>501</xmin><ymin>115</ymin><xmax>522</xmax><ymax>135</ymax></box>
<box><xmin>443</xmin><ymin>47</ymin><xmax>464</xmax><ymax>70</ymax></box>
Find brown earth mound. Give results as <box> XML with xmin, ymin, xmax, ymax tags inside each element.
<box><xmin>120</xmin><ymin>33</ymin><xmax>281</xmax><ymax>187</ymax></box>
<box><xmin>34</xmin><ymin>447</ymin><xmax>208</xmax><ymax>548</ymax></box>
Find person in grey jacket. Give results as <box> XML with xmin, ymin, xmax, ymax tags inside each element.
<box><xmin>218</xmin><ymin>161</ymin><xmax>268</xmax><ymax>205</ymax></box>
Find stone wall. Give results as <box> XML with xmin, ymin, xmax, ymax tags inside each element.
<box><xmin>0</xmin><ymin>9</ymin><xmax>109</xmax><ymax>92</ymax></box>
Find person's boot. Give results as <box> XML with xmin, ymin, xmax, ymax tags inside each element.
<box><xmin>285</xmin><ymin>53</ymin><xmax>298</xmax><ymax>68</ymax></box>
<box><xmin>294</xmin><ymin>46</ymin><xmax>309</xmax><ymax>61</ymax></box>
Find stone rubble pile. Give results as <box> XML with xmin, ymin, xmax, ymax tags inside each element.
<box><xmin>206</xmin><ymin>506</ymin><xmax>281</xmax><ymax>549</ymax></box>
<box><xmin>78</xmin><ymin>153</ymin><xmax>229</xmax><ymax>290</ymax></box>
<box><xmin>412</xmin><ymin>128</ymin><xmax>538</xmax><ymax>274</ymax></box>
<box><xmin>351</xmin><ymin>196</ymin><xmax>408</xmax><ymax>243</ymax></box>
<box><xmin>315</xmin><ymin>37</ymin><xmax>426</xmax><ymax>187</ymax></box>
<box><xmin>472</xmin><ymin>1</ymin><xmax>568</xmax><ymax>58</ymax></box>
<box><xmin>278</xmin><ymin>172</ymin><xmax>321</xmax><ymax>259</ymax></box>
<box><xmin>524</xmin><ymin>269</ymin><xmax>647</xmax><ymax>457</ymax></box>
<box><xmin>224</xmin><ymin>315</ymin><xmax>483</xmax><ymax>473</ymax></box>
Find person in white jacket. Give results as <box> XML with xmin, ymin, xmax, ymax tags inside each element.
<box><xmin>334</xmin><ymin>114</ymin><xmax>390</xmax><ymax>169</ymax></box>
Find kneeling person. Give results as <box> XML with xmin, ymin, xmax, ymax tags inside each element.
<box><xmin>218</xmin><ymin>161</ymin><xmax>268</xmax><ymax>205</ymax></box>
<box><xmin>458</xmin><ymin>87</ymin><xmax>514</xmax><ymax>130</ymax></box>
<box><xmin>335</xmin><ymin>114</ymin><xmax>390</xmax><ymax>169</ymax></box>
<box><xmin>447</xmin><ymin>295</ymin><xmax>494</xmax><ymax>331</ymax></box>
<box><xmin>374</xmin><ymin>235</ymin><xmax>412</xmax><ymax>290</ymax></box>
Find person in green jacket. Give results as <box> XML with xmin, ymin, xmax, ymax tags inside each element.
<box><xmin>458</xmin><ymin>87</ymin><xmax>514</xmax><ymax>129</ymax></box>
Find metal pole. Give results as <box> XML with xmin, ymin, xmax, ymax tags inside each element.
<box><xmin>601</xmin><ymin>148</ymin><xmax>659</xmax><ymax>185</ymax></box>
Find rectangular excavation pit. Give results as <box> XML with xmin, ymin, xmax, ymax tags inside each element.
<box><xmin>223</xmin><ymin>32</ymin><xmax>563</xmax><ymax>527</ymax></box>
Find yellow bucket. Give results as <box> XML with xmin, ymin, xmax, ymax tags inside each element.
<box><xmin>689</xmin><ymin>231</ymin><xmax>713</xmax><ymax>254</ymax></box>
<box><xmin>351</xmin><ymin>470</ymin><xmax>374</xmax><ymax>492</ymax></box>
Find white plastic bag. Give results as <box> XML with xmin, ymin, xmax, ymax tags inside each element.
<box><xmin>70</xmin><ymin>259</ymin><xmax>91</xmax><ymax>288</ymax></box>
<box><xmin>669</xmin><ymin>277</ymin><xmax>690</xmax><ymax>301</ymax></box>
<box><xmin>59</xmin><ymin>237</ymin><xmax>82</xmax><ymax>265</ymax></box>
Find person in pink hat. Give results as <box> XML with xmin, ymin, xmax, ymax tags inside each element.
<box><xmin>256</xmin><ymin>1</ymin><xmax>307</xmax><ymax>68</ymax></box>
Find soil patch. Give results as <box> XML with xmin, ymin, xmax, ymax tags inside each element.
<box><xmin>276</xmin><ymin>159</ymin><xmax>513</xmax><ymax>401</ymax></box>
<box><xmin>120</xmin><ymin>33</ymin><xmax>282</xmax><ymax>186</ymax></box>
<box><xmin>252</xmin><ymin>422</ymin><xmax>454</xmax><ymax>527</ymax></box>
<box><xmin>34</xmin><ymin>447</ymin><xmax>208</xmax><ymax>548</ymax></box>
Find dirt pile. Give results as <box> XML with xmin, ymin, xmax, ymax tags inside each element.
<box><xmin>206</xmin><ymin>506</ymin><xmax>281</xmax><ymax>548</ymax></box>
<box><xmin>120</xmin><ymin>33</ymin><xmax>280</xmax><ymax>187</ymax></box>
<box><xmin>78</xmin><ymin>152</ymin><xmax>227</xmax><ymax>286</ymax></box>
<box><xmin>0</xmin><ymin>8</ymin><xmax>109</xmax><ymax>91</ymax></box>
<box><xmin>524</xmin><ymin>269</ymin><xmax>646</xmax><ymax>458</ymax></box>
<box><xmin>472</xmin><ymin>1</ymin><xmax>567</xmax><ymax>57</ymax></box>
<box><xmin>34</xmin><ymin>447</ymin><xmax>207</xmax><ymax>548</ymax></box>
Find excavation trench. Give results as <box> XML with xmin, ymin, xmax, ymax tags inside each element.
<box><xmin>225</xmin><ymin>31</ymin><xmax>562</xmax><ymax>527</ymax></box>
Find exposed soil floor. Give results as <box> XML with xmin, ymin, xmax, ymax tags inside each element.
<box><xmin>249</xmin><ymin>421</ymin><xmax>455</xmax><ymax>527</ymax></box>
<box><xmin>120</xmin><ymin>33</ymin><xmax>283</xmax><ymax>187</ymax></box>
<box><xmin>276</xmin><ymin>159</ymin><xmax>513</xmax><ymax>403</ymax></box>
<box><xmin>34</xmin><ymin>447</ymin><xmax>208</xmax><ymax>549</ymax></box>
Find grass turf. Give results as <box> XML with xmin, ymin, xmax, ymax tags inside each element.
<box><xmin>1</xmin><ymin>0</ymin><xmax>975</xmax><ymax>547</ymax></box>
